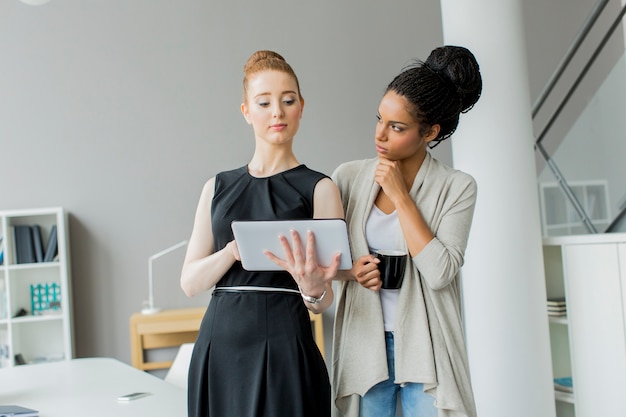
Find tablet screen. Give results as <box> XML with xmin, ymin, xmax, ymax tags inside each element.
<box><xmin>231</xmin><ymin>219</ymin><xmax>353</xmax><ymax>271</ymax></box>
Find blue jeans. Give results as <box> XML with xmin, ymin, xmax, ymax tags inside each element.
<box><xmin>359</xmin><ymin>332</ymin><xmax>437</xmax><ymax>417</ymax></box>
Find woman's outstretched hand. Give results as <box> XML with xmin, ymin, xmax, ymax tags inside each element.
<box><xmin>264</xmin><ymin>229</ymin><xmax>340</xmax><ymax>296</ymax></box>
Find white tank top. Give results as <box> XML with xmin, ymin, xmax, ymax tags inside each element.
<box><xmin>365</xmin><ymin>205</ymin><xmax>402</xmax><ymax>332</ymax></box>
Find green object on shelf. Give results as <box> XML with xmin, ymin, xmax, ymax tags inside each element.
<box><xmin>554</xmin><ymin>376</ymin><xmax>573</xmax><ymax>393</ymax></box>
<box><xmin>30</xmin><ymin>282</ymin><xmax>61</xmax><ymax>315</ymax></box>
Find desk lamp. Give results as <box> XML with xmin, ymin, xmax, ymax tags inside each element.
<box><xmin>142</xmin><ymin>240</ymin><xmax>188</xmax><ymax>315</ymax></box>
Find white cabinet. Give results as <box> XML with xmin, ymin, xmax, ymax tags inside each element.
<box><xmin>0</xmin><ymin>207</ymin><xmax>73</xmax><ymax>368</ymax></box>
<box><xmin>543</xmin><ymin>234</ymin><xmax>626</xmax><ymax>417</ymax></box>
<box><xmin>539</xmin><ymin>180</ymin><xmax>610</xmax><ymax>237</ymax></box>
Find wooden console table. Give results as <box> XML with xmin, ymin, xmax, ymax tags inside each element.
<box><xmin>130</xmin><ymin>307</ymin><xmax>324</xmax><ymax>372</ymax></box>
<box><xmin>129</xmin><ymin>307</ymin><xmax>205</xmax><ymax>371</ymax></box>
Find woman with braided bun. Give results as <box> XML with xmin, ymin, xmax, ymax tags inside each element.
<box><xmin>181</xmin><ymin>50</ymin><xmax>342</xmax><ymax>417</ymax></box>
<box><xmin>331</xmin><ymin>45</ymin><xmax>483</xmax><ymax>417</ymax></box>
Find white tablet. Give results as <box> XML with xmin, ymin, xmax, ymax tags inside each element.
<box><xmin>231</xmin><ymin>219</ymin><xmax>353</xmax><ymax>271</ymax></box>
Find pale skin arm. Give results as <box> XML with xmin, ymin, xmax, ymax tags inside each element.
<box><xmin>180</xmin><ymin>178</ymin><xmax>241</xmax><ymax>298</ymax></box>
<box><xmin>264</xmin><ymin>178</ymin><xmax>344</xmax><ymax>314</ymax></box>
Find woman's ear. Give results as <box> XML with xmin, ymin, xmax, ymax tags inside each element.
<box><xmin>424</xmin><ymin>124</ymin><xmax>441</xmax><ymax>143</ymax></box>
<box><xmin>241</xmin><ymin>102</ymin><xmax>252</xmax><ymax>125</ymax></box>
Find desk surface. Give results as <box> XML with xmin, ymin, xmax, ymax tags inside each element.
<box><xmin>0</xmin><ymin>358</ymin><xmax>186</xmax><ymax>416</ymax></box>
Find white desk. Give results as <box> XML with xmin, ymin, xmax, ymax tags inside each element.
<box><xmin>0</xmin><ymin>358</ymin><xmax>186</xmax><ymax>416</ymax></box>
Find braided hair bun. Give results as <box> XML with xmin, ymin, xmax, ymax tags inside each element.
<box><xmin>425</xmin><ymin>46</ymin><xmax>482</xmax><ymax>113</ymax></box>
<box><xmin>386</xmin><ymin>45</ymin><xmax>482</xmax><ymax>146</ymax></box>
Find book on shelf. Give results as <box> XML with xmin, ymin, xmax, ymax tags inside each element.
<box><xmin>43</xmin><ymin>225</ymin><xmax>58</xmax><ymax>263</ymax></box>
<box><xmin>548</xmin><ymin>302</ymin><xmax>566</xmax><ymax>307</ymax></box>
<box><xmin>0</xmin><ymin>405</ymin><xmax>39</xmax><ymax>417</ymax></box>
<box><xmin>554</xmin><ymin>376</ymin><xmax>573</xmax><ymax>393</ymax></box>
<box><xmin>547</xmin><ymin>297</ymin><xmax>566</xmax><ymax>306</ymax></box>
<box><xmin>14</xmin><ymin>225</ymin><xmax>35</xmax><ymax>264</ymax></box>
<box><xmin>31</xmin><ymin>225</ymin><xmax>44</xmax><ymax>263</ymax></box>
<box><xmin>547</xmin><ymin>297</ymin><xmax>566</xmax><ymax>316</ymax></box>
<box><xmin>0</xmin><ymin>279</ymin><xmax>6</xmax><ymax>320</ymax></box>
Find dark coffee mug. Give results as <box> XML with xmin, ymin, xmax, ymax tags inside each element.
<box><xmin>374</xmin><ymin>249</ymin><xmax>408</xmax><ymax>289</ymax></box>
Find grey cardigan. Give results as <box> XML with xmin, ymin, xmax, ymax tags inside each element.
<box><xmin>331</xmin><ymin>153</ymin><xmax>477</xmax><ymax>417</ymax></box>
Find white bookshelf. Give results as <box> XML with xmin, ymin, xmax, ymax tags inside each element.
<box><xmin>543</xmin><ymin>233</ymin><xmax>626</xmax><ymax>417</ymax></box>
<box><xmin>543</xmin><ymin>242</ymin><xmax>575</xmax><ymax>417</ymax></box>
<box><xmin>0</xmin><ymin>207</ymin><xmax>73</xmax><ymax>368</ymax></box>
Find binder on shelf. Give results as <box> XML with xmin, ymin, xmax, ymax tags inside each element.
<box><xmin>6</xmin><ymin>228</ymin><xmax>14</xmax><ymax>264</ymax></box>
<box><xmin>14</xmin><ymin>225</ymin><xmax>35</xmax><ymax>264</ymax></box>
<box><xmin>43</xmin><ymin>225</ymin><xmax>58</xmax><ymax>262</ymax></box>
<box><xmin>0</xmin><ymin>279</ymin><xmax>6</xmax><ymax>320</ymax></box>
<box><xmin>547</xmin><ymin>297</ymin><xmax>567</xmax><ymax>317</ymax></box>
<box><xmin>547</xmin><ymin>297</ymin><xmax>566</xmax><ymax>306</ymax></box>
<box><xmin>0</xmin><ymin>405</ymin><xmax>39</xmax><ymax>416</ymax></box>
<box><xmin>548</xmin><ymin>310</ymin><xmax>567</xmax><ymax>317</ymax></box>
<box><xmin>31</xmin><ymin>225</ymin><xmax>44</xmax><ymax>263</ymax></box>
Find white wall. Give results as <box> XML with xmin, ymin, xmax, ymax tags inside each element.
<box><xmin>0</xmin><ymin>0</ymin><xmax>445</xmax><ymax>364</ymax></box>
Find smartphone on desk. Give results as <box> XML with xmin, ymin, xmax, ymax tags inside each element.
<box><xmin>117</xmin><ymin>392</ymin><xmax>151</xmax><ymax>402</ymax></box>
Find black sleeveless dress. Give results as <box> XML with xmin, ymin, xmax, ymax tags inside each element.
<box><xmin>187</xmin><ymin>165</ymin><xmax>331</xmax><ymax>417</ymax></box>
